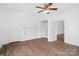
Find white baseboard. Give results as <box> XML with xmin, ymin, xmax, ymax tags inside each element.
<box><xmin>64</xmin><ymin>40</ymin><xmax>79</xmax><ymax>46</ymax></box>
<box><xmin>48</xmin><ymin>39</ymin><xmax>56</xmax><ymax>42</ymax></box>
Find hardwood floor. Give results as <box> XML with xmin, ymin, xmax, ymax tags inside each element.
<box><xmin>0</xmin><ymin>34</ymin><xmax>79</xmax><ymax>56</ymax></box>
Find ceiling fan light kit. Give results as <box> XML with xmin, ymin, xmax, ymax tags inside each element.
<box><xmin>44</xmin><ymin>10</ymin><xmax>50</xmax><ymax>14</ymax></box>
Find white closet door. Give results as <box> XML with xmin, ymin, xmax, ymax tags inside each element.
<box><xmin>48</xmin><ymin>20</ymin><xmax>56</xmax><ymax>42</ymax></box>
<box><xmin>40</xmin><ymin>21</ymin><xmax>48</xmax><ymax>38</ymax></box>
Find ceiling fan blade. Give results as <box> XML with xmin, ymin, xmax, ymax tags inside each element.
<box><xmin>43</xmin><ymin>3</ymin><xmax>53</xmax><ymax>7</ymax></box>
<box><xmin>36</xmin><ymin>6</ymin><xmax>43</xmax><ymax>9</ymax></box>
<box><xmin>43</xmin><ymin>3</ymin><xmax>53</xmax><ymax>9</ymax></box>
<box><xmin>38</xmin><ymin>10</ymin><xmax>44</xmax><ymax>13</ymax></box>
<box><xmin>48</xmin><ymin>3</ymin><xmax>53</xmax><ymax>6</ymax></box>
<box><xmin>49</xmin><ymin>8</ymin><xmax>58</xmax><ymax>10</ymax></box>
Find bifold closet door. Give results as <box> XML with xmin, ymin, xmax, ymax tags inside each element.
<box><xmin>48</xmin><ymin>20</ymin><xmax>57</xmax><ymax>42</ymax></box>
<box><xmin>40</xmin><ymin>21</ymin><xmax>48</xmax><ymax>38</ymax></box>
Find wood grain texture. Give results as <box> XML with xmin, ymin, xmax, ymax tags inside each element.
<box><xmin>0</xmin><ymin>34</ymin><xmax>79</xmax><ymax>56</ymax></box>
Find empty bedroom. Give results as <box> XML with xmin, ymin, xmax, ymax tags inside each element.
<box><xmin>0</xmin><ymin>3</ymin><xmax>79</xmax><ymax>56</ymax></box>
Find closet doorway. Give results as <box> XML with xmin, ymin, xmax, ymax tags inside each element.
<box><xmin>56</xmin><ymin>20</ymin><xmax>64</xmax><ymax>42</ymax></box>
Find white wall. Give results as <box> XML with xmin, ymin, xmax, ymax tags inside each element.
<box><xmin>63</xmin><ymin>7</ymin><xmax>79</xmax><ymax>46</ymax></box>
<box><xmin>55</xmin><ymin>6</ymin><xmax>79</xmax><ymax>46</ymax></box>
<box><xmin>0</xmin><ymin>6</ymin><xmax>42</xmax><ymax>47</ymax></box>
<box><xmin>0</xmin><ymin>9</ymin><xmax>9</xmax><ymax>46</ymax></box>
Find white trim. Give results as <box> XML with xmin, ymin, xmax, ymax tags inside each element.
<box><xmin>65</xmin><ymin>40</ymin><xmax>79</xmax><ymax>46</ymax></box>
<box><xmin>48</xmin><ymin>39</ymin><xmax>56</xmax><ymax>42</ymax></box>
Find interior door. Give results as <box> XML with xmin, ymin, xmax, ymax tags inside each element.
<box><xmin>40</xmin><ymin>21</ymin><xmax>48</xmax><ymax>38</ymax></box>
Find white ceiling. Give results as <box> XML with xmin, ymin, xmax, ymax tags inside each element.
<box><xmin>0</xmin><ymin>3</ymin><xmax>79</xmax><ymax>14</ymax></box>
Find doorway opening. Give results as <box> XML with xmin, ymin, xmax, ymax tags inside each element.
<box><xmin>56</xmin><ymin>20</ymin><xmax>64</xmax><ymax>42</ymax></box>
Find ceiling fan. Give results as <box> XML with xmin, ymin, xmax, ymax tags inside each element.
<box><xmin>36</xmin><ymin>3</ymin><xmax>58</xmax><ymax>14</ymax></box>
